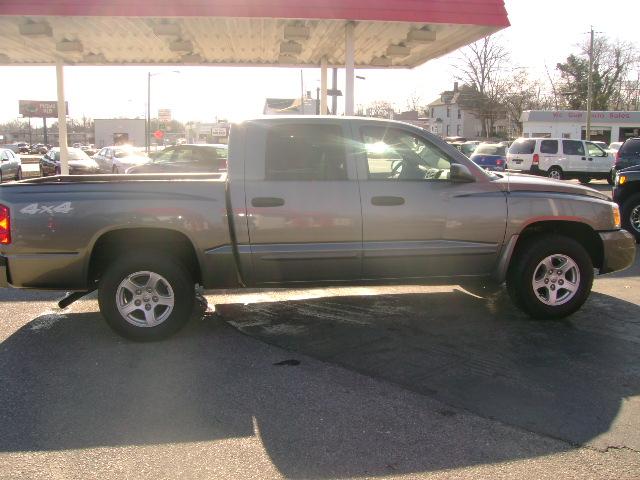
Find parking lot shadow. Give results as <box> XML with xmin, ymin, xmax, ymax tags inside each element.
<box><xmin>222</xmin><ymin>287</ymin><xmax>640</xmax><ymax>453</ymax></box>
<box><xmin>0</xmin><ymin>287</ymin><xmax>638</xmax><ymax>477</ymax></box>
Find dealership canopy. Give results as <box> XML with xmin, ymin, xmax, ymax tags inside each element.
<box><xmin>0</xmin><ymin>0</ymin><xmax>509</xmax><ymax>172</ymax></box>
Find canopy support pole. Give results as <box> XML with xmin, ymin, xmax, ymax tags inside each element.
<box><xmin>320</xmin><ymin>57</ymin><xmax>328</xmax><ymax>115</ymax></box>
<box><xmin>55</xmin><ymin>58</ymin><xmax>69</xmax><ymax>175</ymax></box>
<box><xmin>344</xmin><ymin>22</ymin><xmax>355</xmax><ymax>116</ymax></box>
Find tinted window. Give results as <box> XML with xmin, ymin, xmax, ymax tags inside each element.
<box><xmin>473</xmin><ymin>145</ymin><xmax>506</xmax><ymax>156</ymax></box>
<box><xmin>361</xmin><ymin>127</ymin><xmax>453</xmax><ymax>181</ymax></box>
<box><xmin>540</xmin><ymin>140</ymin><xmax>558</xmax><ymax>154</ymax></box>
<box><xmin>509</xmin><ymin>139</ymin><xmax>535</xmax><ymax>154</ymax></box>
<box><xmin>562</xmin><ymin>140</ymin><xmax>585</xmax><ymax>156</ymax></box>
<box><xmin>619</xmin><ymin>139</ymin><xmax>640</xmax><ymax>158</ymax></box>
<box><xmin>265</xmin><ymin>124</ymin><xmax>347</xmax><ymax>181</ymax></box>
<box><xmin>153</xmin><ymin>148</ymin><xmax>176</xmax><ymax>163</ymax></box>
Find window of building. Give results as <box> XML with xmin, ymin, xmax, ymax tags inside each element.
<box><xmin>456</xmin><ymin>125</ymin><xmax>461</xmax><ymax>135</ymax></box>
<box><xmin>540</xmin><ymin>140</ymin><xmax>558</xmax><ymax>154</ymax></box>
<box><xmin>360</xmin><ymin>126</ymin><xmax>454</xmax><ymax>181</ymax></box>
<box><xmin>446</xmin><ymin>125</ymin><xmax>450</xmax><ymax>136</ymax></box>
<box><xmin>446</xmin><ymin>107</ymin><xmax>450</xmax><ymax>118</ymax></box>
<box><xmin>457</xmin><ymin>109</ymin><xmax>461</xmax><ymax>120</ymax></box>
<box><xmin>265</xmin><ymin>124</ymin><xmax>347</xmax><ymax>181</ymax></box>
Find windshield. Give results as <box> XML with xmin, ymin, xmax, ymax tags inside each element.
<box><xmin>474</xmin><ymin>145</ymin><xmax>506</xmax><ymax>156</ymax></box>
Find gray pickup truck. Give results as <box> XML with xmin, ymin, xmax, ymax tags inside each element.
<box><xmin>0</xmin><ymin>117</ymin><xmax>635</xmax><ymax>340</ymax></box>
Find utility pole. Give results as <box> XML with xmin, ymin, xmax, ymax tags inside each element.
<box><xmin>586</xmin><ymin>26</ymin><xmax>594</xmax><ymax>141</ymax></box>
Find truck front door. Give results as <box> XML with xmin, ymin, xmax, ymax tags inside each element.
<box><xmin>243</xmin><ymin>121</ymin><xmax>362</xmax><ymax>284</ymax></box>
<box><xmin>356</xmin><ymin>124</ymin><xmax>507</xmax><ymax>279</ymax></box>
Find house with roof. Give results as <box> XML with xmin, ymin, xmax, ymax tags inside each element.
<box><xmin>427</xmin><ymin>82</ymin><xmax>484</xmax><ymax>139</ymax></box>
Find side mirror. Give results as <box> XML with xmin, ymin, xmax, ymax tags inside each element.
<box><xmin>450</xmin><ymin>163</ymin><xmax>475</xmax><ymax>183</ymax></box>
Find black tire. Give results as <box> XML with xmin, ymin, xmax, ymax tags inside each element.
<box><xmin>98</xmin><ymin>251</ymin><xmax>195</xmax><ymax>341</ymax></box>
<box><xmin>15</xmin><ymin>167</ymin><xmax>22</xmax><ymax>181</ymax></box>
<box><xmin>506</xmin><ymin>234</ymin><xmax>593</xmax><ymax>319</ymax></box>
<box><xmin>607</xmin><ymin>169</ymin><xmax>615</xmax><ymax>186</ymax></box>
<box><xmin>547</xmin><ymin>167</ymin><xmax>563</xmax><ymax>180</ymax></box>
<box><xmin>579</xmin><ymin>176</ymin><xmax>591</xmax><ymax>184</ymax></box>
<box><xmin>621</xmin><ymin>193</ymin><xmax>640</xmax><ymax>242</ymax></box>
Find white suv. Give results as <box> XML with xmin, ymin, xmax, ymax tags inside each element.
<box><xmin>506</xmin><ymin>138</ymin><xmax>615</xmax><ymax>185</ymax></box>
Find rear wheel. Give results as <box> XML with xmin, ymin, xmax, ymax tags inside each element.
<box><xmin>579</xmin><ymin>176</ymin><xmax>591</xmax><ymax>184</ymax></box>
<box><xmin>621</xmin><ymin>193</ymin><xmax>640</xmax><ymax>242</ymax></box>
<box><xmin>98</xmin><ymin>251</ymin><xmax>195</xmax><ymax>341</ymax></box>
<box><xmin>547</xmin><ymin>167</ymin><xmax>563</xmax><ymax>180</ymax></box>
<box><xmin>507</xmin><ymin>234</ymin><xmax>593</xmax><ymax>319</ymax></box>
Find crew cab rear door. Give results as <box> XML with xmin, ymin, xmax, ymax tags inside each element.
<box><xmin>354</xmin><ymin>123</ymin><xmax>507</xmax><ymax>279</ymax></box>
<box><xmin>243</xmin><ymin>120</ymin><xmax>362</xmax><ymax>284</ymax></box>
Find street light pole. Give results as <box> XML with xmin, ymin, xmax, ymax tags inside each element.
<box><xmin>146</xmin><ymin>72</ymin><xmax>151</xmax><ymax>153</ymax></box>
<box><xmin>586</xmin><ymin>26</ymin><xmax>594</xmax><ymax>141</ymax></box>
<box><xmin>147</xmin><ymin>70</ymin><xmax>179</xmax><ymax>153</ymax></box>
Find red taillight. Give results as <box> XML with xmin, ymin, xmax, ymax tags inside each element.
<box><xmin>496</xmin><ymin>158</ymin><xmax>504</xmax><ymax>166</ymax></box>
<box><xmin>532</xmin><ymin>153</ymin><xmax>540</xmax><ymax>165</ymax></box>
<box><xmin>0</xmin><ymin>204</ymin><xmax>10</xmax><ymax>245</ymax></box>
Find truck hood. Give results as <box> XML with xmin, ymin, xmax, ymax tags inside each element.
<box><xmin>494</xmin><ymin>173</ymin><xmax>609</xmax><ymax>201</ymax></box>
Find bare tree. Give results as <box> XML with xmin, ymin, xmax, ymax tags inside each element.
<box><xmin>366</xmin><ymin>100</ymin><xmax>395</xmax><ymax>119</ymax></box>
<box><xmin>404</xmin><ymin>90</ymin><xmax>424</xmax><ymax>113</ymax></box>
<box><xmin>454</xmin><ymin>35</ymin><xmax>510</xmax><ymax>137</ymax></box>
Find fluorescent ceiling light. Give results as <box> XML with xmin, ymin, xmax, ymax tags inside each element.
<box><xmin>284</xmin><ymin>25</ymin><xmax>310</xmax><ymax>41</ymax></box>
<box><xmin>278</xmin><ymin>54</ymin><xmax>297</xmax><ymax>64</ymax></box>
<box><xmin>370</xmin><ymin>56</ymin><xmax>392</xmax><ymax>67</ymax></box>
<box><xmin>56</xmin><ymin>40</ymin><xmax>83</xmax><ymax>53</ymax></box>
<box><xmin>181</xmin><ymin>53</ymin><xmax>203</xmax><ymax>63</ymax></box>
<box><xmin>386</xmin><ymin>45</ymin><xmax>411</xmax><ymax>57</ymax></box>
<box><xmin>154</xmin><ymin>23</ymin><xmax>181</xmax><ymax>36</ymax></box>
<box><xmin>19</xmin><ymin>21</ymin><xmax>52</xmax><ymax>37</ymax></box>
<box><xmin>280</xmin><ymin>41</ymin><xmax>302</xmax><ymax>55</ymax></box>
<box><xmin>407</xmin><ymin>29</ymin><xmax>436</xmax><ymax>43</ymax></box>
<box><xmin>83</xmin><ymin>52</ymin><xmax>106</xmax><ymax>63</ymax></box>
<box><xmin>170</xmin><ymin>39</ymin><xmax>193</xmax><ymax>52</ymax></box>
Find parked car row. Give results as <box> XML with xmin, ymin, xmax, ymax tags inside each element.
<box><xmin>0</xmin><ymin>148</ymin><xmax>23</xmax><ymax>183</ymax></box>
<box><xmin>36</xmin><ymin>143</ymin><xmax>228</xmax><ymax>177</ymax></box>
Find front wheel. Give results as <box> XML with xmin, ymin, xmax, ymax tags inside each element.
<box><xmin>507</xmin><ymin>234</ymin><xmax>593</xmax><ymax>319</ymax></box>
<box><xmin>608</xmin><ymin>169</ymin><xmax>615</xmax><ymax>186</ymax></box>
<box><xmin>621</xmin><ymin>193</ymin><xmax>640</xmax><ymax>242</ymax></box>
<box><xmin>98</xmin><ymin>252</ymin><xmax>195</xmax><ymax>341</ymax></box>
<box><xmin>547</xmin><ymin>167</ymin><xmax>563</xmax><ymax>180</ymax></box>
<box><xmin>579</xmin><ymin>176</ymin><xmax>591</xmax><ymax>184</ymax></box>
<box><xmin>15</xmin><ymin>167</ymin><xmax>22</xmax><ymax>181</ymax></box>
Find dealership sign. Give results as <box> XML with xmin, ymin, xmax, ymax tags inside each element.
<box><xmin>19</xmin><ymin>100</ymin><xmax>68</xmax><ymax>118</ymax></box>
<box><xmin>211</xmin><ymin>127</ymin><xmax>228</xmax><ymax>137</ymax></box>
<box><xmin>522</xmin><ymin>110</ymin><xmax>640</xmax><ymax>124</ymax></box>
<box><xmin>158</xmin><ymin>109</ymin><xmax>172</xmax><ymax>122</ymax></box>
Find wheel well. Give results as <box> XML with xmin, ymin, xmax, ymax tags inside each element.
<box><xmin>515</xmin><ymin>221</ymin><xmax>603</xmax><ymax>269</ymax></box>
<box><xmin>617</xmin><ymin>184</ymin><xmax>640</xmax><ymax>209</ymax></box>
<box><xmin>88</xmin><ymin>228</ymin><xmax>201</xmax><ymax>286</ymax></box>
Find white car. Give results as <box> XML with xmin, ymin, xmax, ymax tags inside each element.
<box><xmin>506</xmin><ymin>137</ymin><xmax>615</xmax><ymax>185</ymax></box>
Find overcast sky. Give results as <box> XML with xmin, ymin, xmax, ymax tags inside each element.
<box><xmin>1</xmin><ymin>0</ymin><xmax>638</xmax><ymax>124</ymax></box>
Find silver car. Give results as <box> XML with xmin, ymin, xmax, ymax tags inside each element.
<box><xmin>0</xmin><ymin>148</ymin><xmax>22</xmax><ymax>183</ymax></box>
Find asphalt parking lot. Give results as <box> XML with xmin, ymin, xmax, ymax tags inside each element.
<box><xmin>1</xmin><ymin>183</ymin><xmax>639</xmax><ymax>479</ymax></box>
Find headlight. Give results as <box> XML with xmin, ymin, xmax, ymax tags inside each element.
<box><xmin>612</xmin><ymin>204</ymin><xmax>621</xmax><ymax>229</ymax></box>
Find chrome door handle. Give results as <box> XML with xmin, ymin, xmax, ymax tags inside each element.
<box><xmin>251</xmin><ymin>197</ymin><xmax>285</xmax><ymax>207</ymax></box>
<box><xmin>371</xmin><ymin>196</ymin><xmax>405</xmax><ymax>206</ymax></box>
